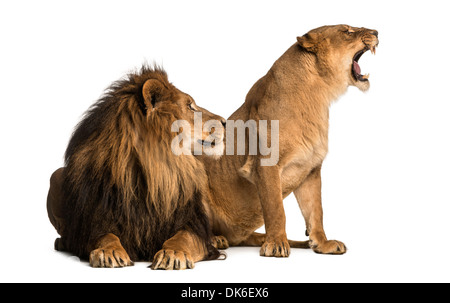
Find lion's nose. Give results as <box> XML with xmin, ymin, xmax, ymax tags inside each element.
<box><xmin>220</xmin><ymin>118</ymin><xmax>226</xmax><ymax>128</ymax></box>
<box><xmin>371</xmin><ymin>30</ymin><xmax>378</xmax><ymax>38</ymax></box>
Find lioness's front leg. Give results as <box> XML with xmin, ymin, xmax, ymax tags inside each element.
<box><xmin>254</xmin><ymin>165</ymin><xmax>290</xmax><ymax>257</ymax></box>
<box><xmin>151</xmin><ymin>230</ymin><xmax>212</xmax><ymax>270</ymax></box>
<box><xmin>293</xmin><ymin>166</ymin><xmax>347</xmax><ymax>254</ymax></box>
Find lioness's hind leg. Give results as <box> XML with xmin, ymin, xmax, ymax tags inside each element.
<box><xmin>289</xmin><ymin>239</ymin><xmax>310</xmax><ymax>249</ymax></box>
<box><xmin>212</xmin><ymin>235</ymin><xmax>229</xmax><ymax>249</ymax></box>
<box><xmin>238</xmin><ymin>232</ymin><xmax>309</xmax><ymax>249</ymax></box>
<box><xmin>237</xmin><ymin>232</ymin><xmax>266</xmax><ymax>246</ymax></box>
<box><xmin>89</xmin><ymin>233</ymin><xmax>134</xmax><ymax>268</ymax></box>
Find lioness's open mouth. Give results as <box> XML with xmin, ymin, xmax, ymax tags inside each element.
<box><xmin>352</xmin><ymin>45</ymin><xmax>376</xmax><ymax>82</ymax></box>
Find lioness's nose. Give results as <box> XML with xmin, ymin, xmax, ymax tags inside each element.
<box><xmin>371</xmin><ymin>30</ymin><xmax>378</xmax><ymax>38</ymax></box>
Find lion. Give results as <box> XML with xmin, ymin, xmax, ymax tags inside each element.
<box><xmin>47</xmin><ymin>65</ymin><xmax>227</xmax><ymax>269</ymax></box>
<box><xmin>200</xmin><ymin>25</ymin><xmax>379</xmax><ymax>256</ymax></box>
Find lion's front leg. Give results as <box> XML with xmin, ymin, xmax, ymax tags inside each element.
<box><xmin>89</xmin><ymin>233</ymin><xmax>134</xmax><ymax>268</ymax></box>
<box><xmin>151</xmin><ymin>230</ymin><xmax>212</xmax><ymax>270</ymax></box>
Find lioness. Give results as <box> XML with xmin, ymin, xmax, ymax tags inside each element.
<box><xmin>201</xmin><ymin>25</ymin><xmax>379</xmax><ymax>256</ymax></box>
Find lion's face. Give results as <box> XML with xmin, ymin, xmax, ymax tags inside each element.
<box><xmin>173</xmin><ymin>90</ymin><xmax>226</xmax><ymax>154</ymax></box>
<box><xmin>297</xmin><ymin>24</ymin><xmax>379</xmax><ymax>91</ymax></box>
<box><xmin>142</xmin><ymin>78</ymin><xmax>226</xmax><ymax>155</ymax></box>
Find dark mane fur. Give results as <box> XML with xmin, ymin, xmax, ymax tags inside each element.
<box><xmin>61</xmin><ymin>65</ymin><xmax>219</xmax><ymax>261</ymax></box>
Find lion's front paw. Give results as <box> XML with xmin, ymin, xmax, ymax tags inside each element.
<box><xmin>310</xmin><ymin>240</ymin><xmax>347</xmax><ymax>255</ymax></box>
<box><xmin>150</xmin><ymin>249</ymin><xmax>194</xmax><ymax>270</ymax></box>
<box><xmin>89</xmin><ymin>247</ymin><xmax>134</xmax><ymax>268</ymax></box>
<box><xmin>212</xmin><ymin>235</ymin><xmax>229</xmax><ymax>249</ymax></box>
<box><xmin>260</xmin><ymin>239</ymin><xmax>290</xmax><ymax>257</ymax></box>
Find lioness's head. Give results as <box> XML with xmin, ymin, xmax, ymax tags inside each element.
<box><xmin>142</xmin><ymin>77</ymin><xmax>226</xmax><ymax>156</ymax></box>
<box><xmin>297</xmin><ymin>24</ymin><xmax>379</xmax><ymax>91</ymax></box>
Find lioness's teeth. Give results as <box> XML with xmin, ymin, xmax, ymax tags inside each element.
<box><xmin>362</xmin><ymin>73</ymin><xmax>370</xmax><ymax>79</ymax></box>
<box><xmin>371</xmin><ymin>46</ymin><xmax>376</xmax><ymax>55</ymax></box>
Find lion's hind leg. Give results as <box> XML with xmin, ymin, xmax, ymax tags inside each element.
<box><xmin>89</xmin><ymin>233</ymin><xmax>134</xmax><ymax>268</ymax></box>
<box><xmin>47</xmin><ymin>167</ymin><xmax>69</xmax><ymax>252</ymax></box>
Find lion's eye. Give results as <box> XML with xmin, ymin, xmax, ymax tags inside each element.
<box><xmin>346</xmin><ymin>29</ymin><xmax>355</xmax><ymax>35</ymax></box>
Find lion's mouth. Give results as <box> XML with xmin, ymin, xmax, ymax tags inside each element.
<box><xmin>352</xmin><ymin>45</ymin><xmax>376</xmax><ymax>82</ymax></box>
<box><xmin>199</xmin><ymin>139</ymin><xmax>217</xmax><ymax>147</ymax></box>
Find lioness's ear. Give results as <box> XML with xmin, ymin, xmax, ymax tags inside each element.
<box><xmin>142</xmin><ymin>79</ymin><xmax>167</xmax><ymax>111</ymax></box>
<box><xmin>297</xmin><ymin>32</ymin><xmax>319</xmax><ymax>52</ymax></box>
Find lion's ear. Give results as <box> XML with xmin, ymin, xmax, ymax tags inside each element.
<box><xmin>142</xmin><ymin>79</ymin><xmax>167</xmax><ymax>110</ymax></box>
<box><xmin>297</xmin><ymin>32</ymin><xmax>320</xmax><ymax>53</ymax></box>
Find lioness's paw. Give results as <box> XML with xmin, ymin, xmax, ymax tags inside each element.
<box><xmin>310</xmin><ymin>240</ymin><xmax>347</xmax><ymax>255</ymax></box>
<box><xmin>212</xmin><ymin>236</ymin><xmax>229</xmax><ymax>249</ymax></box>
<box><xmin>260</xmin><ymin>239</ymin><xmax>290</xmax><ymax>257</ymax></box>
<box><xmin>89</xmin><ymin>247</ymin><xmax>134</xmax><ymax>268</ymax></box>
<box><xmin>150</xmin><ymin>249</ymin><xmax>194</xmax><ymax>270</ymax></box>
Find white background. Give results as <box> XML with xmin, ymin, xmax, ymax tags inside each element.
<box><xmin>1</xmin><ymin>0</ymin><xmax>449</xmax><ymax>283</ymax></box>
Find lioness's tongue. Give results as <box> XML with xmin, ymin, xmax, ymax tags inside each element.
<box><xmin>353</xmin><ymin>61</ymin><xmax>361</xmax><ymax>75</ymax></box>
